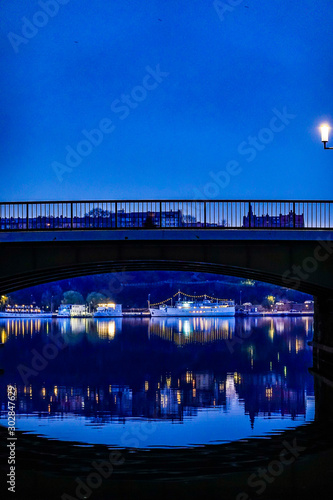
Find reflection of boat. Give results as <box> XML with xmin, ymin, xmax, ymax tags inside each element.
<box><xmin>150</xmin><ymin>295</ymin><xmax>235</xmax><ymax>317</ymax></box>
<box><xmin>149</xmin><ymin>316</ymin><xmax>235</xmax><ymax>344</ymax></box>
<box><xmin>94</xmin><ymin>303</ymin><xmax>122</xmax><ymax>317</ymax></box>
<box><xmin>95</xmin><ymin>319</ymin><xmax>122</xmax><ymax>339</ymax></box>
<box><xmin>57</xmin><ymin>305</ymin><xmax>91</xmax><ymax>318</ymax></box>
<box><xmin>0</xmin><ymin>305</ymin><xmax>53</xmax><ymax>318</ymax></box>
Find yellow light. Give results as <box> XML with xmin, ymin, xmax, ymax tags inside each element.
<box><xmin>265</xmin><ymin>387</ymin><xmax>273</xmax><ymax>399</ymax></box>
<box><xmin>321</xmin><ymin>124</ymin><xmax>330</xmax><ymax>142</ymax></box>
<box><xmin>108</xmin><ymin>321</ymin><xmax>116</xmax><ymax>339</ymax></box>
<box><xmin>1</xmin><ymin>330</ymin><xmax>7</xmax><ymax>343</ymax></box>
<box><xmin>99</xmin><ymin>302</ymin><xmax>116</xmax><ymax>308</ymax></box>
<box><xmin>177</xmin><ymin>390</ymin><xmax>182</xmax><ymax>404</ymax></box>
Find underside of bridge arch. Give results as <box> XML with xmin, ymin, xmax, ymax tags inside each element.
<box><xmin>0</xmin><ymin>259</ymin><xmax>330</xmax><ymax>297</ymax></box>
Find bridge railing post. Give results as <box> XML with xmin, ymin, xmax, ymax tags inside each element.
<box><xmin>26</xmin><ymin>203</ymin><xmax>29</xmax><ymax>230</ymax></box>
<box><xmin>204</xmin><ymin>201</ymin><xmax>207</xmax><ymax>228</ymax></box>
<box><xmin>71</xmin><ymin>202</ymin><xmax>73</xmax><ymax>229</ymax></box>
<box><xmin>293</xmin><ymin>201</ymin><xmax>296</xmax><ymax>228</ymax></box>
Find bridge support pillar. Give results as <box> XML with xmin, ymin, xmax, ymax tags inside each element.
<box><xmin>313</xmin><ymin>296</ymin><xmax>333</xmax><ymax>347</ymax></box>
<box><xmin>311</xmin><ymin>296</ymin><xmax>333</xmax><ymax>376</ymax></box>
<box><xmin>312</xmin><ymin>370</ymin><xmax>333</xmax><ymax>422</ymax></box>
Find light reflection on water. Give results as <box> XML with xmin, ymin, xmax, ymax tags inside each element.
<box><xmin>0</xmin><ymin>316</ymin><xmax>314</xmax><ymax>448</ymax></box>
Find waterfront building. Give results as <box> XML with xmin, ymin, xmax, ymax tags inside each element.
<box><xmin>57</xmin><ymin>304</ymin><xmax>90</xmax><ymax>317</ymax></box>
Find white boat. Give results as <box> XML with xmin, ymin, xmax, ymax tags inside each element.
<box><xmin>0</xmin><ymin>304</ymin><xmax>53</xmax><ymax>318</ymax></box>
<box><xmin>57</xmin><ymin>304</ymin><xmax>91</xmax><ymax>318</ymax></box>
<box><xmin>94</xmin><ymin>303</ymin><xmax>122</xmax><ymax>317</ymax></box>
<box><xmin>149</xmin><ymin>295</ymin><xmax>235</xmax><ymax>317</ymax></box>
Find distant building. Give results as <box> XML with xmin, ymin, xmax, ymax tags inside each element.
<box><xmin>274</xmin><ymin>300</ymin><xmax>314</xmax><ymax>312</ymax></box>
<box><xmin>242</xmin><ymin>204</ymin><xmax>304</xmax><ymax>228</ymax></box>
<box><xmin>242</xmin><ymin>302</ymin><xmax>259</xmax><ymax>313</ymax></box>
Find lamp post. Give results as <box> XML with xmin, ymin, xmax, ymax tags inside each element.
<box><xmin>320</xmin><ymin>124</ymin><xmax>333</xmax><ymax>149</ymax></box>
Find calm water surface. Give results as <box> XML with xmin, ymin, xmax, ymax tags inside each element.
<box><xmin>0</xmin><ymin>316</ymin><xmax>314</xmax><ymax>448</ymax></box>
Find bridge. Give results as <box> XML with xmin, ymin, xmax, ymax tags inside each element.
<box><xmin>1</xmin><ymin>199</ymin><xmax>333</xmax><ymax>349</ymax></box>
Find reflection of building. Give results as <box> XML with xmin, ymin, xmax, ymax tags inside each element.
<box><xmin>237</xmin><ymin>373</ymin><xmax>307</xmax><ymax>427</ymax></box>
<box><xmin>3</xmin><ymin>361</ymin><xmax>312</xmax><ymax>429</ymax></box>
<box><xmin>242</xmin><ymin>205</ymin><xmax>304</xmax><ymax>228</ymax></box>
<box><xmin>0</xmin><ymin>316</ymin><xmax>314</xmax><ymax>432</ymax></box>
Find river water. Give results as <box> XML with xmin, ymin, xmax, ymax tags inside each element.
<box><xmin>0</xmin><ymin>316</ymin><xmax>314</xmax><ymax>449</ymax></box>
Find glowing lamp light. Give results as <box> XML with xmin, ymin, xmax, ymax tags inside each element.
<box><xmin>320</xmin><ymin>123</ymin><xmax>333</xmax><ymax>149</ymax></box>
<box><xmin>321</xmin><ymin>124</ymin><xmax>329</xmax><ymax>142</ymax></box>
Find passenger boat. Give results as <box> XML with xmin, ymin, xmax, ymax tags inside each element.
<box><xmin>149</xmin><ymin>294</ymin><xmax>235</xmax><ymax>317</ymax></box>
<box><xmin>0</xmin><ymin>304</ymin><xmax>53</xmax><ymax>318</ymax></box>
<box><xmin>94</xmin><ymin>303</ymin><xmax>122</xmax><ymax>317</ymax></box>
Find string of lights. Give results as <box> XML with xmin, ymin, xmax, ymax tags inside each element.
<box><xmin>149</xmin><ymin>291</ymin><xmax>231</xmax><ymax>306</ymax></box>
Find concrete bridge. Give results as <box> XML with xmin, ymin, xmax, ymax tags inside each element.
<box><xmin>1</xmin><ymin>199</ymin><xmax>333</xmax><ymax>349</ymax></box>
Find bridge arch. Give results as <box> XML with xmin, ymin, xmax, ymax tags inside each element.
<box><xmin>1</xmin><ymin>228</ymin><xmax>333</xmax><ymax>297</ymax></box>
<box><xmin>0</xmin><ymin>258</ymin><xmax>331</xmax><ymax>297</ymax></box>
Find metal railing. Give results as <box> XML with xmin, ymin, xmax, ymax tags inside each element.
<box><xmin>0</xmin><ymin>200</ymin><xmax>332</xmax><ymax>230</ymax></box>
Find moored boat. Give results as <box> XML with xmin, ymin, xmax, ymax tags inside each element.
<box><xmin>94</xmin><ymin>303</ymin><xmax>122</xmax><ymax>317</ymax></box>
<box><xmin>149</xmin><ymin>293</ymin><xmax>235</xmax><ymax>317</ymax></box>
<box><xmin>0</xmin><ymin>304</ymin><xmax>53</xmax><ymax>318</ymax></box>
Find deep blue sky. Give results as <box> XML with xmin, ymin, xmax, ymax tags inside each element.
<box><xmin>1</xmin><ymin>0</ymin><xmax>333</xmax><ymax>202</ymax></box>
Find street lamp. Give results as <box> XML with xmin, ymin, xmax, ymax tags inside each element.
<box><xmin>320</xmin><ymin>124</ymin><xmax>333</xmax><ymax>149</ymax></box>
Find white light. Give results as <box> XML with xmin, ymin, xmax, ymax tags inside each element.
<box><xmin>321</xmin><ymin>124</ymin><xmax>330</xmax><ymax>142</ymax></box>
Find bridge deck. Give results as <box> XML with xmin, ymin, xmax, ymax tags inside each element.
<box><xmin>0</xmin><ymin>229</ymin><xmax>332</xmax><ymax>242</ymax></box>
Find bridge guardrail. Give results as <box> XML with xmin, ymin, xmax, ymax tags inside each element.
<box><xmin>0</xmin><ymin>200</ymin><xmax>332</xmax><ymax>230</ymax></box>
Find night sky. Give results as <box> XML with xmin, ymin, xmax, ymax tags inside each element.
<box><xmin>1</xmin><ymin>0</ymin><xmax>333</xmax><ymax>202</ymax></box>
